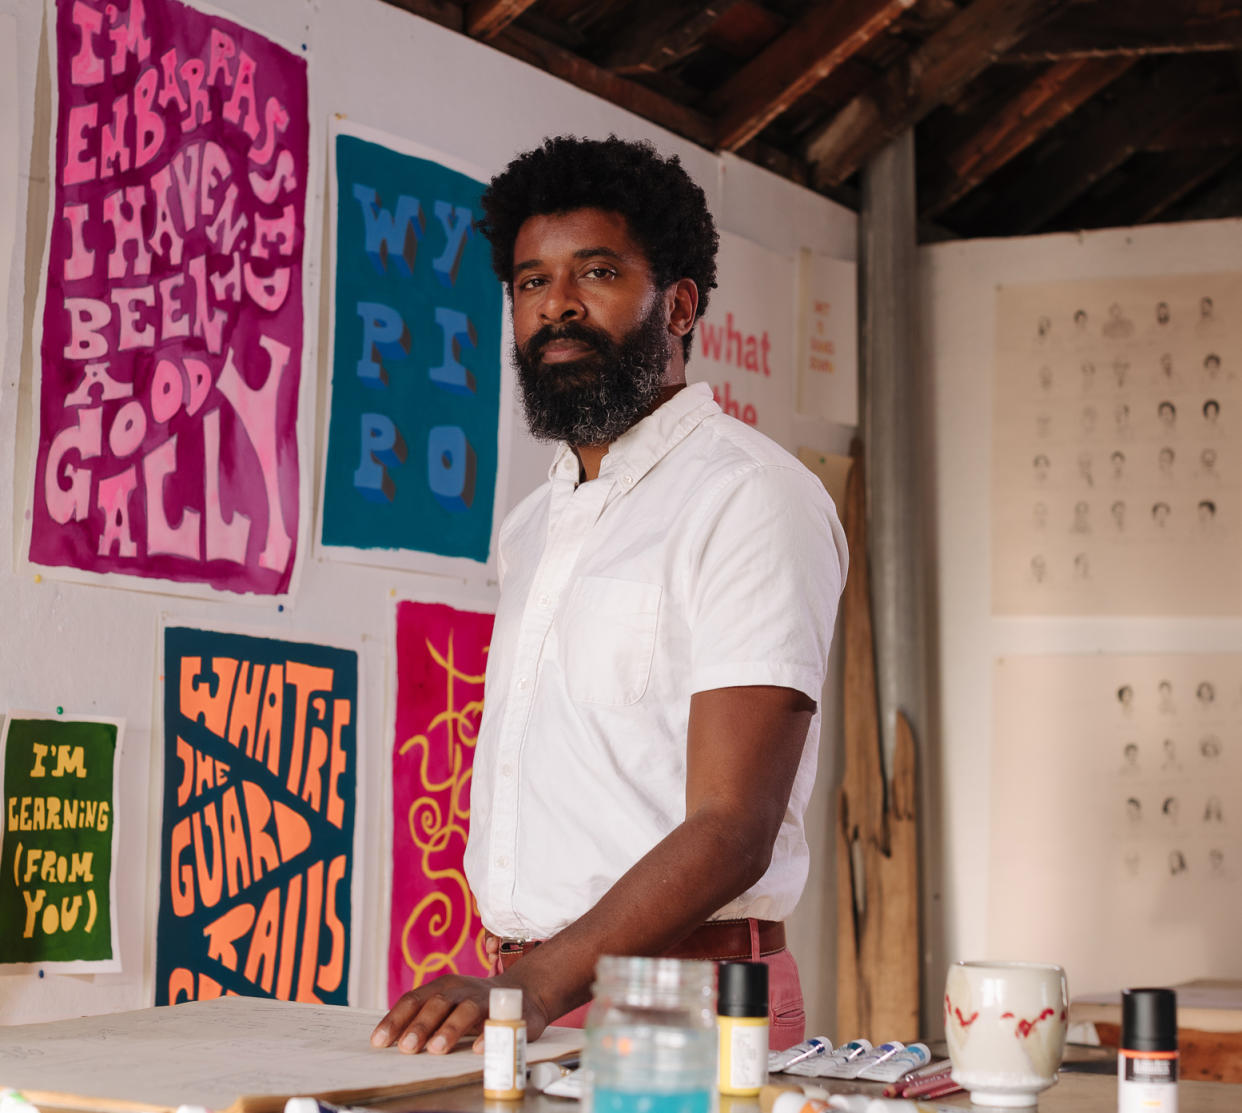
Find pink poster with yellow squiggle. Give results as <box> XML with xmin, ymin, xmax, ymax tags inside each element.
<box><xmin>389</xmin><ymin>600</ymin><xmax>493</xmax><ymax>1004</ymax></box>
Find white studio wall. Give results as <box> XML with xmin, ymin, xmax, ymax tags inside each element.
<box><xmin>922</xmin><ymin>217</ymin><xmax>1242</xmax><ymax>1001</ymax></box>
<box><xmin>0</xmin><ymin>0</ymin><xmax>857</xmax><ymax>1027</ymax></box>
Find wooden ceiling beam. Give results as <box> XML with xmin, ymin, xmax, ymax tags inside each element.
<box><xmin>710</xmin><ymin>0</ymin><xmax>916</xmax><ymax>153</ymax></box>
<box><xmin>601</xmin><ymin>0</ymin><xmax>746</xmax><ymax>75</ymax></box>
<box><xmin>1163</xmin><ymin>157</ymin><xmax>1242</xmax><ymax>221</ymax></box>
<box><xmin>381</xmin><ymin>0</ymin><xmax>463</xmax><ymax>32</ymax></box>
<box><xmin>803</xmin><ymin>0</ymin><xmax>1074</xmax><ymax>189</ymax></box>
<box><xmin>1144</xmin><ymin>94</ymin><xmax>1242</xmax><ymax>152</ymax></box>
<box><xmin>1111</xmin><ymin>148</ymin><xmax>1240</xmax><ymax>226</ymax></box>
<box><xmin>984</xmin><ymin>56</ymin><xmax>1225</xmax><ymax>235</ymax></box>
<box><xmin>488</xmin><ymin>24</ymin><xmax>717</xmax><ymax>148</ymax></box>
<box><xmin>919</xmin><ymin>55</ymin><xmax>1133</xmax><ymax>218</ymax></box>
<box><xmin>1003</xmin><ymin>4</ymin><xmax>1242</xmax><ymax>63</ymax></box>
<box><xmin>466</xmin><ymin>0</ymin><xmax>540</xmax><ymax>40</ymax></box>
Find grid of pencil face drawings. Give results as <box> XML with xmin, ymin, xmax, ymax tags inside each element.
<box><xmin>992</xmin><ymin>273</ymin><xmax>1242</xmax><ymax>615</ymax></box>
<box><xmin>989</xmin><ymin>654</ymin><xmax>1241</xmax><ymax>996</ymax></box>
<box><xmin>1112</xmin><ymin>674</ymin><xmax>1235</xmax><ymax>885</ymax></box>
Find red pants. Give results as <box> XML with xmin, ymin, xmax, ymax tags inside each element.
<box><xmin>498</xmin><ymin>925</ymin><xmax>806</xmax><ymax>1051</ymax></box>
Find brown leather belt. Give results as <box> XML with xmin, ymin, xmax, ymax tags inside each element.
<box><xmin>498</xmin><ymin>918</ymin><xmax>785</xmax><ymax>964</ymax></box>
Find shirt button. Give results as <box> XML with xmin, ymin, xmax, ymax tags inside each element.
<box><xmin>537</xmin><ymin>593</ymin><xmax>551</xmax><ymax>608</ymax></box>
<box><xmin>496</xmin><ymin>855</ymin><xmax>509</xmax><ymax>868</ymax></box>
<box><xmin>518</xmin><ymin>675</ymin><xmax>530</xmax><ymax>690</ymax></box>
<box><xmin>502</xmin><ymin>763</ymin><xmax>513</xmax><ymax>777</ymax></box>
<box><xmin>622</xmin><ymin>474</ymin><xmax>634</xmax><ymax>486</ymax></box>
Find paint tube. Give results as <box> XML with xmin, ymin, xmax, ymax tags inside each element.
<box><xmin>769</xmin><ymin>1036</ymin><xmax>833</xmax><ymax>1073</ymax></box>
<box><xmin>786</xmin><ymin>1038</ymin><xmax>872</xmax><ymax>1077</ymax></box>
<box><xmin>0</xmin><ymin>1092</ymin><xmax>40</xmax><ymax>1113</ymax></box>
<box><xmin>857</xmin><ymin>1042</ymin><xmax>932</xmax><ymax>1082</ymax></box>
<box><xmin>784</xmin><ymin>1038</ymin><xmax>871</xmax><ymax>1077</ymax></box>
<box><xmin>834</xmin><ymin>1041</ymin><xmax>906</xmax><ymax>1079</ymax></box>
<box><xmin>768</xmin><ymin>1094</ymin><xmax>962</xmax><ymax>1113</ymax></box>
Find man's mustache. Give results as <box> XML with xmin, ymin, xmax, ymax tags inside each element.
<box><xmin>523</xmin><ymin>321</ymin><xmax>611</xmax><ymax>362</ymax></box>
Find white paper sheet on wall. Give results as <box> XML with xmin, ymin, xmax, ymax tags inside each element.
<box><xmin>0</xmin><ymin>13</ymin><xmax>18</xmax><ymax>411</ymax></box>
<box><xmin>693</xmin><ymin>230</ymin><xmax>797</xmax><ymax>450</ymax></box>
<box><xmin>991</xmin><ymin>273</ymin><xmax>1242</xmax><ymax>615</ymax></box>
<box><xmin>989</xmin><ymin>654</ymin><xmax>1242</xmax><ymax>997</ymax></box>
<box><xmin>795</xmin><ymin>249</ymin><xmax>858</xmax><ymax>426</ymax></box>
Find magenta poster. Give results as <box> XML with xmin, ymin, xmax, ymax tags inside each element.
<box><xmin>388</xmin><ymin>600</ymin><xmax>493</xmax><ymax>1005</ymax></box>
<box><xmin>30</xmin><ymin>0</ymin><xmax>309</xmax><ymax>595</ymax></box>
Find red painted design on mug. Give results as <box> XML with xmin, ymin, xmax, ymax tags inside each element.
<box><xmin>945</xmin><ymin>996</ymin><xmax>979</xmax><ymax>1028</ymax></box>
<box><xmin>1013</xmin><ymin>1007</ymin><xmax>1056</xmax><ymax>1038</ymax></box>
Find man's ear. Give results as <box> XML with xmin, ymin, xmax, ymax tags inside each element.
<box><xmin>667</xmin><ymin>278</ymin><xmax>699</xmax><ymax>338</ymax></box>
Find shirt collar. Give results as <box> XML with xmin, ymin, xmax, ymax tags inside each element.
<box><xmin>547</xmin><ymin>382</ymin><xmax>720</xmax><ymax>485</ymax></box>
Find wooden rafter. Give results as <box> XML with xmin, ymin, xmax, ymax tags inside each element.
<box><xmin>1145</xmin><ymin>94</ymin><xmax>1242</xmax><ymax>152</ymax></box>
<box><xmin>919</xmin><ymin>56</ymin><xmax>1133</xmax><ymax>218</ymax></box>
<box><xmin>382</xmin><ymin>0</ymin><xmax>463</xmax><ymax>31</ymax></box>
<box><xmin>1165</xmin><ymin>158</ymin><xmax>1242</xmax><ymax>221</ymax></box>
<box><xmin>981</xmin><ymin>56</ymin><xmax>1226</xmax><ymax>235</ymax></box>
<box><xmin>601</xmin><ymin>0</ymin><xmax>746</xmax><ymax>75</ymax></box>
<box><xmin>466</xmin><ymin>0</ymin><xmax>540</xmax><ymax>40</ymax></box>
<box><xmin>710</xmin><ymin>0</ymin><xmax>916</xmax><ymax>153</ymax></box>
<box><xmin>1003</xmin><ymin>3</ymin><xmax>1242</xmax><ymax>63</ymax></box>
<box><xmin>489</xmin><ymin>24</ymin><xmax>716</xmax><ymax>148</ymax></box>
<box><xmin>803</xmin><ymin>0</ymin><xmax>1074</xmax><ymax>189</ymax></box>
<box><xmin>1102</xmin><ymin>148</ymin><xmax>1240</xmax><ymax>226</ymax></box>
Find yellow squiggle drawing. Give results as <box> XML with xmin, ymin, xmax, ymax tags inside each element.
<box><xmin>395</xmin><ymin>628</ymin><xmax>491</xmax><ymax>991</ymax></box>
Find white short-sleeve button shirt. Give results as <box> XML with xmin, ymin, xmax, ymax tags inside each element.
<box><xmin>463</xmin><ymin>382</ymin><xmax>848</xmax><ymax>940</ymax></box>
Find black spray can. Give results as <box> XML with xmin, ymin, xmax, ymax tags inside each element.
<box><xmin>1119</xmin><ymin>987</ymin><xmax>1178</xmax><ymax>1113</ymax></box>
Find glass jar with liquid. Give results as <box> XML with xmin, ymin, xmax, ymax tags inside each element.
<box><xmin>583</xmin><ymin>955</ymin><xmax>718</xmax><ymax>1113</ymax></box>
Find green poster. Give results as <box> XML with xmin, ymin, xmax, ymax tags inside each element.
<box><xmin>0</xmin><ymin>717</ymin><xmax>120</xmax><ymax>966</ymax></box>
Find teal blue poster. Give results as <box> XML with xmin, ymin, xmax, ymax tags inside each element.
<box><xmin>322</xmin><ymin>128</ymin><xmax>501</xmax><ymax>562</ymax></box>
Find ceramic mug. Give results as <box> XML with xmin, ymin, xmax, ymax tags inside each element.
<box><xmin>944</xmin><ymin>960</ymin><xmax>1069</xmax><ymax>1108</ymax></box>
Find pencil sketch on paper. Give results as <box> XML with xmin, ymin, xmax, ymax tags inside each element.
<box><xmin>990</xmin><ymin>654</ymin><xmax>1242</xmax><ymax>998</ymax></box>
<box><xmin>991</xmin><ymin>273</ymin><xmax>1242</xmax><ymax>616</ymax></box>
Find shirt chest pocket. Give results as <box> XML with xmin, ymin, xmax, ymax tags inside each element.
<box><xmin>558</xmin><ymin>577</ymin><xmax>662</xmax><ymax>706</ymax></box>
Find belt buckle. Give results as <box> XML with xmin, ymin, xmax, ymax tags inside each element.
<box><xmin>498</xmin><ymin>938</ymin><xmax>530</xmax><ymax>956</ymax></box>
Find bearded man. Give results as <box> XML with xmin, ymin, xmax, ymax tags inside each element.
<box><xmin>372</xmin><ymin>135</ymin><xmax>847</xmax><ymax>1056</ymax></box>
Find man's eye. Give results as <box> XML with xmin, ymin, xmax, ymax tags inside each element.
<box><xmin>586</xmin><ymin>267</ymin><xmax>615</xmax><ymax>279</ymax></box>
<box><xmin>519</xmin><ymin>276</ymin><xmax>546</xmax><ymax>290</ymax></box>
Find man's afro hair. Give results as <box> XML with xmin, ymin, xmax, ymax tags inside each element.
<box><xmin>479</xmin><ymin>135</ymin><xmax>719</xmax><ymax>358</ymax></box>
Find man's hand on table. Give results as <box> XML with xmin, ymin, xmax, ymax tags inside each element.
<box><xmin>370</xmin><ymin>972</ymin><xmax>550</xmax><ymax>1054</ymax></box>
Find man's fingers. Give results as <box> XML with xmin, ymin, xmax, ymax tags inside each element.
<box><xmin>371</xmin><ymin>991</ymin><xmax>422</xmax><ymax>1048</ymax></box>
<box><xmin>424</xmin><ymin>998</ymin><xmax>485</xmax><ymax>1054</ymax></box>
<box><xmin>396</xmin><ymin>992</ymin><xmax>458</xmax><ymax>1053</ymax></box>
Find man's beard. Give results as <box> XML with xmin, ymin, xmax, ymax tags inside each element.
<box><xmin>513</xmin><ymin>302</ymin><xmax>672</xmax><ymax>445</ymax></box>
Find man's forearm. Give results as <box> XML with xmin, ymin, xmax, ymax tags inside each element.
<box><xmin>505</xmin><ymin>803</ymin><xmax>772</xmax><ymax>1022</ymax></box>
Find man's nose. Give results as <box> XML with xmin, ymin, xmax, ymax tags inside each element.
<box><xmin>540</xmin><ymin>275</ymin><xmax>584</xmax><ymax>322</ymax></box>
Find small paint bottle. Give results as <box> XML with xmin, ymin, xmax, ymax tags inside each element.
<box><xmin>717</xmin><ymin>960</ymin><xmax>769</xmax><ymax>1095</ymax></box>
<box><xmin>483</xmin><ymin>987</ymin><xmax>526</xmax><ymax>1100</ymax></box>
<box><xmin>1119</xmin><ymin>987</ymin><xmax>1178</xmax><ymax>1113</ymax></box>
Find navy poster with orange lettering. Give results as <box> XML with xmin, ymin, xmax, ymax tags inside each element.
<box><xmin>156</xmin><ymin>626</ymin><xmax>356</xmax><ymax>1004</ymax></box>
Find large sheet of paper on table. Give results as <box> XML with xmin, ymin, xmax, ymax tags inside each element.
<box><xmin>0</xmin><ymin>997</ymin><xmax>584</xmax><ymax>1113</ymax></box>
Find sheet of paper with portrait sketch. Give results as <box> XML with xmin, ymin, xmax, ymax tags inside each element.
<box><xmin>989</xmin><ymin>653</ymin><xmax>1242</xmax><ymax>1000</ymax></box>
<box><xmin>991</xmin><ymin>271</ymin><xmax>1242</xmax><ymax>616</ymax></box>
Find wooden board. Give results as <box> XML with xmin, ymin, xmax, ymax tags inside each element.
<box><xmin>0</xmin><ymin>997</ymin><xmax>584</xmax><ymax>1113</ymax></box>
<box><xmin>835</xmin><ymin>440</ymin><xmax>920</xmax><ymax>1039</ymax></box>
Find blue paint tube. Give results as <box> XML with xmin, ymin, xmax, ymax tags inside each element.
<box><xmin>835</xmin><ymin>1041</ymin><xmax>907</xmax><ymax>1079</ymax></box>
<box><xmin>785</xmin><ymin>1038</ymin><xmax>872</xmax><ymax>1077</ymax></box>
<box><xmin>857</xmin><ymin>1042</ymin><xmax>932</xmax><ymax>1082</ymax></box>
<box><xmin>768</xmin><ymin>1036</ymin><xmax>833</xmax><ymax>1073</ymax></box>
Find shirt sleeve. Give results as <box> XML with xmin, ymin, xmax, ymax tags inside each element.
<box><xmin>685</xmin><ymin>463</ymin><xmax>847</xmax><ymax>702</ymax></box>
